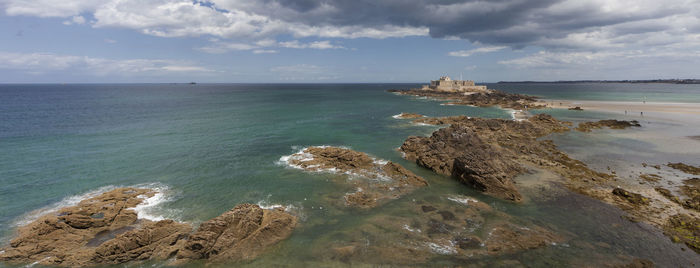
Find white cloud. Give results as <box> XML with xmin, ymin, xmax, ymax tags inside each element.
<box><xmin>62</xmin><ymin>15</ymin><xmax>86</xmax><ymax>25</ymax></box>
<box><xmin>253</xmin><ymin>49</ymin><xmax>278</xmax><ymax>54</ymax></box>
<box><xmin>1</xmin><ymin>0</ymin><xmax>427</xmax><ymax>39</ymax></box>
<box><xmin>448</xmin><ymin>46</ymin><xmax>507</xmax><ymax>57</ymax></box>
<box><xmin>278</xmin><ymin>40</ymin><xmax>345</xmax><ymax>49</ymax></box>
<box><xmin>0</xmin><ymin>51</ymin><xmax>213</xmax><ymax>75</ymax></box>
<box><xmin>197</xmin><ymin>39</ymin><xmax>346</xmax><ymax>54</ymax></box>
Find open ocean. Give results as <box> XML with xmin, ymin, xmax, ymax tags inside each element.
<box><xmin>1</xmin><ymin>83</ymin><xmax>699</xmax><ymax>267</ymax></box>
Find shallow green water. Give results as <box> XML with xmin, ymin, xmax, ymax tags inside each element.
<box><xmin>1</xmin><ymin>83</ymin><xmax>698</xmax><ymax>267</ymax></box>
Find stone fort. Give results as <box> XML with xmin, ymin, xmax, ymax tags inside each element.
<box><xmin>421</xmin><ymin>76</ymin><xmax>490</xmax><ymax>92</ymax></box>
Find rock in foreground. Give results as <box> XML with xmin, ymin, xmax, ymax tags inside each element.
<box><xmin>176</xmin><ymin>203</ymin><xmax>297</xmax><ymax>263</ymax></box>
<box><xmin>0</xmin><ymin>188</ymin><xmax>297</xmax><ymax>267</ymax></box>
<box><xmin>282</xmin><ymin>146</ymin><xmax>427</xmax><ymax>208</ymax></box>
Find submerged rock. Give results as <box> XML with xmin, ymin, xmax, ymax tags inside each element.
<box><xmin>575</xmin><ymin>119</ymin><xmax>641</xmax><ymax>132</ymax></box>
<box><xmin>282</xmin><ymin>146</ymin><xmax>427</xmax><ymax>208</ymax></box>
<box><xmin>315</xmin><ymin>198</ymin><xmax>563</xmax><ymax>265</ymax></box>
<box><xmin>0</xmin><ymin>188</ymin><xmax>297</xmax><ymax>267</ymax></box>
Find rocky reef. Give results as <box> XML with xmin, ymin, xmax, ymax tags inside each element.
<box><xmin>282</xmin><ymin>146</ymin><xmax>427</xmax><ymax>208</ymax></box>
<box><xmin>0</xmin><ymin>188</ymin><xmax>297</xmax><ymax>267</ymax></box>
<box><xmin>388</xmin><ymin>89</ymin><xmax>545</xmax><ymax>110</ymax></box>
<box><xmin>575</xmin><ymin>119</ymin><xmax>641</xmax><ymax>132</ymax></box>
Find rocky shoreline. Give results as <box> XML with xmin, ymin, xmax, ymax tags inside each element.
<box><xmin>0</xmin><ymin>188</ymin><xmax>297</xmax><ymax>267</ymax></box>
<box><xmin>388</xmin><ymin>88</ymin><xmax>546</xmax><ymax>110</ymax></box>
<box><xmin>397</xmin><ymin>111</ymin><xmax>700</xmax><ymax>254</ymax></box>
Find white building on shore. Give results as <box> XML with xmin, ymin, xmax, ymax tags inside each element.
<box><xmin>421</xmin><ymin>76</ymin><xmax>490</xmax><ymax>93</ymax></box>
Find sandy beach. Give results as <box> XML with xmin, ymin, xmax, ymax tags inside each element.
<box><xmin>537</xmin><ymin>99</ymin><xmax>700</xmax><ymax>124</ymax></box>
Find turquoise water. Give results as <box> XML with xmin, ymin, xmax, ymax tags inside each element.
<box><xmin>1</xmin><ymin>83</ymin><xmax>698</xmax><ymax>267</ymax></box>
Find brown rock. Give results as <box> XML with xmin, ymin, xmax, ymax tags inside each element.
<box><xmin>0</xmin><ymin>189</ymin><xmax>298</xmax><ymax>267</ymax></box>
<box><xmin>176</xmin><ymin>203</ymin><xmax>297</xmax><ymax>263</ymax></box>
<box><xmin>401</xmin><ymin>114</ymin><xmax>579</xmax><ymax>202</ymax></box>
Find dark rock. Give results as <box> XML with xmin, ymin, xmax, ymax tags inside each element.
<box><xmin>667</xmin><ymin>163</ymin><xmax>700</xmax><ymax>175</ymax></box>
<box><xmin>575</xmin><ymin>120</ymin><xmax>641</xmax><ymax>132</ymax></box>
<box><xmin>612</xmin><ymin>188</ymin><xmax>650</xmax><ymax>205</ymax></box>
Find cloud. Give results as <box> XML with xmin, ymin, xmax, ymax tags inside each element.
<box><xmin>448</xmin><ymin>46</ymin><xmax>507</xmax><ymax>57</ymax></box>
<box><xmin>62</xmin><ymin>15</ymin><xmax>86</xmax><ymax>25</ymax></box>
<box><xmin>6</xmin><ymin>0</ymin><xmax>697</xmax><ymax>50</ymax></box>
<box><xmin>197</xmin><ymin>39</ymin><xmax>346</xmax><ymax>54</ymax></box>
<box><xmin>253</xmin><ymin>49</ymin><xmax>278</xmax><ymax>54</ymax></box>
<box><xmin>278</xmin><ymin>40</ymin><xmax>345</xmax><ymax>49</ymax></box>
<box><xmin>0</xmin><ymin>51</ymin><xmax>213</xmax><ymax>75</ymax></box>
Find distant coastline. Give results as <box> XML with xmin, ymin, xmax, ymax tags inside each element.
<box><xmin>497</xmin><ymin>79</ymin><xmax>700</xmax><ymax>84</ymax></box>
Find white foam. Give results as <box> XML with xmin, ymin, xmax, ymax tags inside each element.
<box><xmin>447</xmin><ymin>196</ymin><xmax>479</xmax><ymax>205</ymax></box>
<box><xmin>373</xmin><ymin>159</ymin><xmax>389</xmax><ymax>165</ymax></box>
<box><xmin>426</xmin><ymin>241</ymin><xmax>457</xmax><ymax>255</ymax></box>
<box><xmin>12</xmin><ymin>185</ymin><xmax>118</xmax><ymax>227</ymax></box>
<box><xmin>392</xmin><ymin>113</ymin><xmax>404</xmax><ymax>119</ymax></box>
<box><xmin>12</xmin><ymin>182</ymin><xmax>177</xmax><ymax>227</ymax></box>
<box><xmin>403</xmin><ymin>224</ymin><xmax>421</xmax><ymax>233</ymax></box>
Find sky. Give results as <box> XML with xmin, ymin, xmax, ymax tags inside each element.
<box><xmin>0</xmin><ymin>0</ymin><xmax>699</xmax><ymax>83</ymax></box>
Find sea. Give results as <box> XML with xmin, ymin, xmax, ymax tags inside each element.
<box><xmin>1</xmin><ymin>83</ymin><xmax>699</xmax><ymax>267</ymax></box>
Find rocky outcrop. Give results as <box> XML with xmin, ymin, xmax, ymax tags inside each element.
<box><xmin>568</xmin><ymin>106</ymin><xmax>584</xmax><ymax>111</ymax></box>
<box><xmin>575</xmin><ymin>119</ymin><xmax>641</xmax><ymax>132</ymax></box>
<box><xmin>401</xmin><ymin>114</ymin><xmax>600</xmax><ymax>202</ymax></box>
<box><xmin>388</xmin><ymin>89</ymin><xmax>545</xmax><ymax>110</ymax></box>
<box><xmin>0</xmin><ymin>188</ymin><xmax>297</xmax><ymax>267</ymax></box>
<box><xmin>667</xmin><ymin>162</ymin><xmax>700</xmax><ymax>175</ymax></box>
<box><xmin>175</xmin><ymin>203</ymin><xmax>297</xmax><ymax>263</ymax></box>
<box><xmin>393</xmin><ymin>113</ymin><xmax>424</xmax><ymax>119</ymax></box>
<box><xmin>283</xmin><ymin>146</ymin><xmax>427</xmax><ymax>208</ymax></box>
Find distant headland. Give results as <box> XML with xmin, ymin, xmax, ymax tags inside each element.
<box><xmin>497</xmin><ymin>79</ymin><xmax>700</xmax><ymax>84</ymax></box>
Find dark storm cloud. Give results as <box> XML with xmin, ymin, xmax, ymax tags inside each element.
<box><xmin>217</xmin><ymin>0</ymin><xmax>696</xmax><ymax>47</ymax></box>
